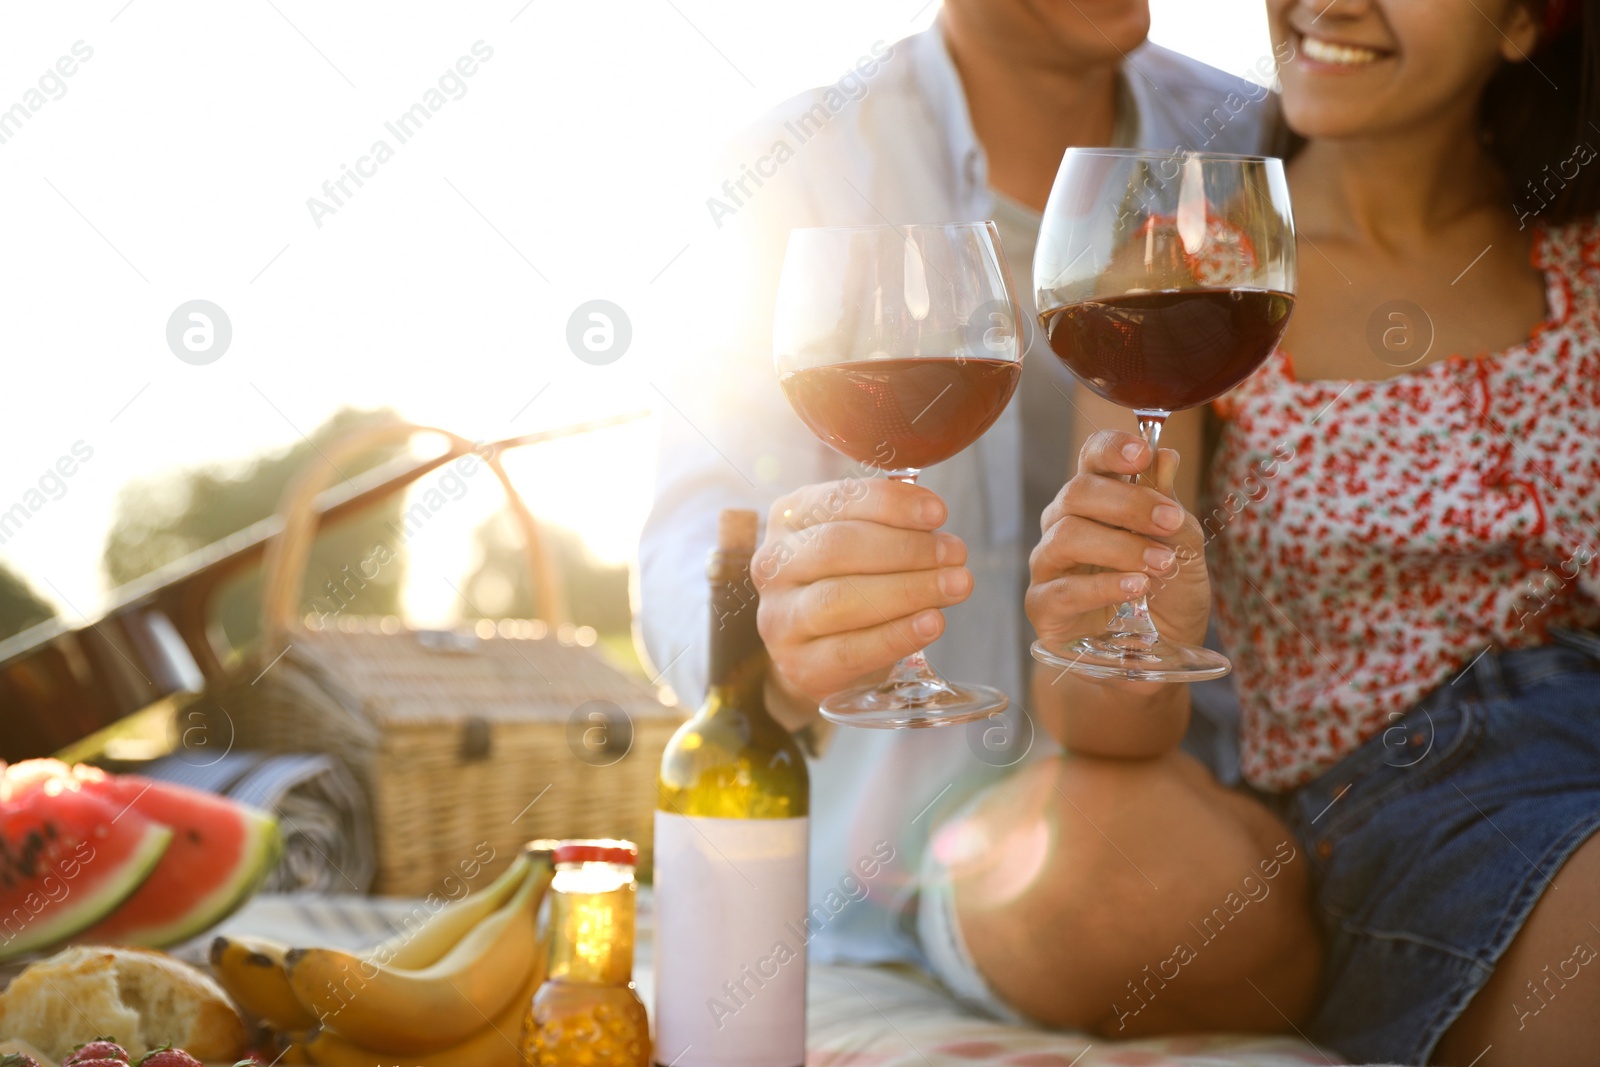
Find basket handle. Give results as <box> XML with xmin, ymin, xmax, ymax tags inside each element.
<box><xmin>259</xmin><ymin>421</ymin><xmax>569</xmax><ymax>640</ymax></box>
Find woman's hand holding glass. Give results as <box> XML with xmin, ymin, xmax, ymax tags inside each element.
<box><xmin>1027</xmin><ymin>430</ymin><xmax>1213</xmax><ymax>674</ymax></box>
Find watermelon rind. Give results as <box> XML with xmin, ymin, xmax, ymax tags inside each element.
<box><xmin>0</xmin><ymin>821</ymin><xmax>172</xmax><ymax>961</ymax></box>
<box><xmin>165</xmin><ymin>806</ymin><xmax>284</xmax><ymax>945</ymax></box>
<box><xmin>93</xmin><ymin>806</ymin><xmax>282</xmax><ymax>948</ymax></box>
<box><xmin>3</xmin><ymin>762</ymin><xmax>284</xmax><ymax>952</ymax></box>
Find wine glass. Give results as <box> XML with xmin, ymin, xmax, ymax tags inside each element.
<box><xmin>773</xmin><ymin>222</ymin><xmax>1022</xmax><ymax>728</ymax></box>
<box><xmin>1033</xmin><ymin>149</ymin><xmax>1295</xmax><ymax>681</ymax></box>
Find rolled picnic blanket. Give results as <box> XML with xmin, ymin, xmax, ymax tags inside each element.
<box><xmin>140</xmin><ymin>751</ymin><xmax>375</xmax><ymax>894</ymax></box>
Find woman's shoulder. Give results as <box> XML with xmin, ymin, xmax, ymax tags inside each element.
<box><xmin>1531</xmin><ymin>211</ymin><xmax>1600</xmax><ymax>327</ymax></box>
<box><xmin>1536</xmin><ymin>210</ymin><xmax>1600</xmax><ymax>274</ymax></box>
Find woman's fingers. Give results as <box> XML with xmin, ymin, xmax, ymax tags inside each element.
<box><xmin>1026</xmin><ymin>430</ymin><xmax>1211</xmax><ymax>653</ymax></box>
<box><xmin>1025</xmin><ymin>571</ymin><xmax>1149</xmax><ymax>639</ymax></box>
<box><xmin>1037</xmin><ymin>430</ymin><xmax>1198</xmax><ymax>572</ymax></box>
<box><xmin>1032</xmin><ymin>514</ymin><xmax>1178</xmax><ymax>582</ymax></box>
<box><xmin>1079</xmin><ymin>429</ymin><xmax>1155</xmax><ymax>479</ymax></box>
<box><xmin>1041</xmin><ymin>460</ymin><xmax>1188</xmax><ymax>539</ymax></box>
<box><xmin>1151</xmin><ymin>443</ymin><xmax>1181</xmax><ymax>497</ymax></box>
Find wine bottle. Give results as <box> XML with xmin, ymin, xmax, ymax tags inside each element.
<box><xmin>654</xmin><ymin>509</ymin><xmax>810</xmax><ymax>1067</ymax></box>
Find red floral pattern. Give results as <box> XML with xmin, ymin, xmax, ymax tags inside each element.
<box><xmin>1209</xmin><ymin>217</ymin><xmax>1600</xmax><ymax>791</ymax></box>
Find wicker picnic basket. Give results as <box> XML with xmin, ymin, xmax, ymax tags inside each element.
<box><xmin>187</xmin><ymin>423</ymin><xmax>682</xmax><ymax>895</ymax></box>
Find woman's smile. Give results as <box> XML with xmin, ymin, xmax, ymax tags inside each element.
<box><xmin>1295</xmin><ymin>30</ymin><xmax>1394</xmax><ymax>70</ymax></box>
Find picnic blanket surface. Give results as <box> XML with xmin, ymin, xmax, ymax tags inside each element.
<box><xmin>189</xmin><ymin>892</ymin><xmax>1354</xmax><ymax>1067</ymax></box>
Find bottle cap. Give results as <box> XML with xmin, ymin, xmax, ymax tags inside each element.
<box><xmin>552</xmin><ymin>838</ymin><xmax>638</xmax><ymax>867</ymax></box>
<box><xmin>717</xmin><ymin>508</ymin><xmax>759</xmax><ymax>554</ymax></box>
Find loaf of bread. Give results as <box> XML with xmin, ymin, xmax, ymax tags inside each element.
<box><xmin>0</xmin><ymin>945</ymin><xmax>249</xmax><ymax>1062</ymax></box>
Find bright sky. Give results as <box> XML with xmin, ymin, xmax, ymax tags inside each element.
<box><xmin>0</xmin><ymin>0</ymin><xmax>1271</xmax><ymax>630</ymax></box>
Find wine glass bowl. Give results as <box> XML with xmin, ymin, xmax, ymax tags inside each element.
<box><xmin>773</xmin><ymin>222</ymin><xmax>1022</xmax><ymax>728</ymax></box>
<box><xmin>1033</xmin><ymin>149</ymin><xmax>1295</xmax><ymax>682</ymax></box>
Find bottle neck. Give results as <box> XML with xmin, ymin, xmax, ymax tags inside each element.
<box><xmin>705</xmin><ymin>549</ymin><xmax>766</xmax><ymax>708</ymax></box>
<box><xmin>547</xmin><ymin>877</ymin><xmax>637</xmax><ymax>985</ymax></box>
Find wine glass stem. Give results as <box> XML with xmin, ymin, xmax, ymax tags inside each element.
<box><xmin>882</xmin><ymin>470</ymin><xmax>957</xmax><ymax>699</ymax></box>
<box><xmin>1107</xmin><ymin>411</ymin><xmax>1171</xmax><ymax>643</ymax></box>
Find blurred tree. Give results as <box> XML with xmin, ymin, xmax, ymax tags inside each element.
<box><xmin>102</xmin><ymin>407</ymin><xmax>409</xmax><ymax>656</ymax></box>
<box><xmin>458</xmin><ymin>510</ymin><xmax>634</xmax><ymax>651</ymax></box>
<box><xmin>0</xmin><ymin>561</ymin><xmax>56</xmax><ymax>642</ymax></box>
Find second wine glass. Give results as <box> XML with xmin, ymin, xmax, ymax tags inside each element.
<box><xmin>1033</xmin><ymin>148</ymin><xmax>1296</xmax><ymax>682</ymax></box>
<box><xmin>773</xmin><ymin>222</ymin><xmax>1022</xmax><ymax>728</ymax></box>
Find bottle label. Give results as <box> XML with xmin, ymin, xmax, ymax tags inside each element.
<box><xmin>653</xmin><ymin>812</ymin><xmax>808</xmax><ymax>1067</ymax></box>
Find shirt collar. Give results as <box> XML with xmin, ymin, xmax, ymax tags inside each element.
<box><xmin>908</xmin><ymin>18</ymin><xmax>987</xmax><ymax>208</ymax></box>
<box><xmin>1110</xmin><ymin>65</ymin><xmax>1139</xmax><ymax>148</ymax></box>
<box><xmin>910</xmin><ymin>19</ymin><xmax>1141</xmax><ymax>212</ymax></box>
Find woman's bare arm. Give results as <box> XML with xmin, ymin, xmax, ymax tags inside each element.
<box><xmin>1028</xmin><ymin>386</ymin><xmax>1210</xmax><ymax>757</ymax></box>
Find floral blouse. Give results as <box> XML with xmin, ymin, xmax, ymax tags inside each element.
<box><xmin>1209</xmin><ymin>216</ymin><xmax>1600</xmax><ymax>791</ymax></box>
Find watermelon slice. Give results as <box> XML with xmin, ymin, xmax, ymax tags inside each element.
<box><xmin>73</xmin><ymin>773</ymin><xmax>281</xmax><ymax>947</ymax></box>
<box><xmin>3</xmin><ymin>761</ymin><xmax>281</xmax><ymax>948</ymax></box>
<box><xmin>0</xmin><ymin>772</ymin><xmax>172</xmax><ymax>961</ymax></box>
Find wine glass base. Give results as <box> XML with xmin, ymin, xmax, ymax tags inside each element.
<box><xmin>819</xmin><ymin>680</ymin><xmax>1008</xmax><ymax>729</ymax></box>
<box><xmin>1030</xmin><ymin>633</ymin><xmax>1231</xmax><ymax>683</ymax></box>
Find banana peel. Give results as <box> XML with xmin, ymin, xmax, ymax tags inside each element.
<box><xmin>367</xmin><ymin>852</ymin><xmax>533</xmax><ymax>970</ymax></box>
<box><xmin>303</xmin><ymin>960</ymin><xmax>543</xmax><ymax>1067</ymax></box>
<box><xmin>211</xmin><ymin>934</ymin><xmax>321</xmax><ymax>1031</ymax></box>
<box><xmin>285</xmin><ymin>852</ymin><xmax>553</xmax><ymax>1052</ymax></box>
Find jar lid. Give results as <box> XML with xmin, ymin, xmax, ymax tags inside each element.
<box><xmin>552</xmin><ymin>839</ymin><xmax>638</xmax><ymax>867</ymax></box>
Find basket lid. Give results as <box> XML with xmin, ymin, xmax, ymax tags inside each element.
<box><xmin>288</xmin><ymin>625</ymin><xmax>681</xmax><ymax>726</ymax></box>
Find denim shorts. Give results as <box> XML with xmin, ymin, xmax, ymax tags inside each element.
<box><xmin>915</xmin><ymin>814</ymin><xmax>1029</xmax><ymax>1025</ymax></box>
<box><xmin>1270</xmin><ymin>635</ymin><xmax>1600</xmax><ymax>1065</ymax></box>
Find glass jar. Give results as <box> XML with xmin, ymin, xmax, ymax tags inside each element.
<box><xmin>523</xmin><ymin>839</ymin><xmax>650</xmax><ymax>1066</ymax></box>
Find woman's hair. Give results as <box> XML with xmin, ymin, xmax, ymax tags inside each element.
<box><xmin>1272</xmin><ymin>2</ymin><xmax>1600</xmax><ymax>225</ymax></box>
<box><xmin>1485</xmin><ymin>1</ymin><xmax>1600</xmax><ymax>224</ymax></box>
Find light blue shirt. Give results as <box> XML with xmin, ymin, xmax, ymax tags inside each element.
<box><xmin>640</xmin><ymin>22</ymin><xmax>1276</xmax><ymax>965</ymax></box>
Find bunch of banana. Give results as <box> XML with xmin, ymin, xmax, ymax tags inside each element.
<box><xmin>212</xmin><ymin>845</ymin><xmax>556</xmax><ymax>1066</ymax></box>
<box><xmin>209</xmin><ymin>934</ymin><xmax>320</xmax><ymax>1032</ymax></box>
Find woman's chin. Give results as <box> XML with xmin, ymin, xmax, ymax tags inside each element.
<box><xmin>1278</xmin><ymin>100</ymin><xmax>1390</xmax><ymax>145</ymax></box>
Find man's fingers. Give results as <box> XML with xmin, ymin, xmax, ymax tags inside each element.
<box><xmin>789</xmin><ymin>567</ymin><xmax>972</xmax><ymax>639</ymax></box>
<box><xmin>770</xmin><ymin>478</ymin><xmax>946</xmax><ymax>535</ymax></box>
<box><xmin>757</xmin><ymin>520</ymin><xmax>965</xmax><ymax>586</ymax></box>
<box><xmin>782</xmin><ymin>610</ymin><xmax>946</xmax><ymax>698</ymax></box>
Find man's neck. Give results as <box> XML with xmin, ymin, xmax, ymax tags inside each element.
<box><xmin>941</xmin><ymin>16</ymin><xmax>1121</xmax><ymax>213</ymax></box>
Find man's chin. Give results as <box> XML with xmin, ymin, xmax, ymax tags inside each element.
<box><xmin>1041</xmin><ymin>5</ymin><xmax>1151</xmax><ymax>62</ymax></box>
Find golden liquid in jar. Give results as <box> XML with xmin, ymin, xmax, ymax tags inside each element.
<box><xmin>522</xmin><ymin>875</ymin><xmax>649</xmax><ymax>1066</ymax></box>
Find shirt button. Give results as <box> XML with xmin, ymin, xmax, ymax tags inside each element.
<box><xmin>1316</xmin><ymin>840</ymin><xmax>1333</xmax><ymax>859</ymax></box>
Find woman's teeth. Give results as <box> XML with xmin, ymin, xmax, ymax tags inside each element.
<box><xmin>1300</xmin><ymin>34</ymin><xmax>1385</xmax><ymax>67</ymax></box>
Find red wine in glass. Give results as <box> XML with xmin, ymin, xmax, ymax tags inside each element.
<box><xmin>780</xmin><ymin>356</ymin><xmax>1021</xmax><ymax>472</ymax></box>
<box><xmin>773</xmin><ymin>221</ymin><xmax>1022</xmax><ymax>728</ymax></box>
<box><xmin>1032</xmin><ymin>149</ymin><xmax>1296</xmax><ymax>683</ymax></box>
<box><xmin>1042</xmin><ymin>289</ymin><xmax>1293</xmax><ymax>411</ymax></box>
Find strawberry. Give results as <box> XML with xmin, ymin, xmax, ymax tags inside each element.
<box><xmin>135</xmin><ymin>1049</ymin><xmax>202</xmax><ymax>1067</ymax></box>
<box><xmin>64</xmin><ymin>1041</ymin><xmax>129</xmax><ymax>1065</ymax></box>
<box><xmin>1</xmin><ymin>1053</ymin><xmax>42</xmax><ymax>1067</ymax></box>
